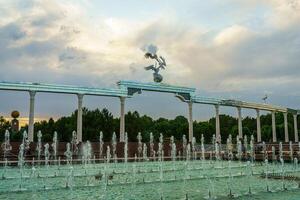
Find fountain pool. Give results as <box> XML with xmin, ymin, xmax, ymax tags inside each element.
<box><xmin>1</xmin><ymin>131</ymin><xmax>300</xmax><ymax>199</ymax></box>
<box><xmin>1</xmin><ymin>159</ymin><xmax>300</xmax><ymax>199</ymax></box>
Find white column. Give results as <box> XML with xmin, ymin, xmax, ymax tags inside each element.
<box><xmin>237</xmin><ymin>107</ymin><xmax>243</xmax><ymax>139</ymax></box>
<box><xmin>119</xmin><ymin>97</ymin><xmax>125</xmax><ymax>142</ymax></box>
<box><xmin>188</xmin><ymin>102</ymin><xmax>193</xmax><ymax>142</ymax></box>
<box><xmin>256</xmin><ymin>109</ymin><xmax>261</xmax><ymax>143</ymax></box>
<box><xmin>77</xmin><ymin>94</ymin><xmax>84</xmax><ymax>142</ymax></box>
<box><xmin>294</xmin><ymin>114</ymin><xmax>298</xmax><ymax>142</ymax></box>
<box><xmin>215</xmin><ymin>105</ymin><xmax>221</xmax><ymax>142</ymax></box>
<box><xmin>28</xmin><ymin>91</ymin><xmax>36</xmax><ymax>142</ymax></box>
<box><xmin>284</xmin><ymin>112</ymin><xmax>289</xmax><ymax>142</ymax></box>
<box><xmin>272</xmin><ymin>111</ymin><xmax>277</xmax><ymax>142</ymax></box>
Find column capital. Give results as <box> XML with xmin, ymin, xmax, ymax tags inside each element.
<box><xmin>77</xmin><ymin>93</ymin><xmax>84</xmax><ymax>99</ymax></box>
<box><xmin>215</xmin><ymin>104</ymin><xmax>219</xmax><ymax>110</ymax></box>
<box><xmin>120</xmin><ymin>96</ymin><xmax>126</xmax><ymax>102</ymax></box>
<box><xmin>29</xmin><ymin>90</ymin><xmax>36</xmax><ymax>98</ymax></box>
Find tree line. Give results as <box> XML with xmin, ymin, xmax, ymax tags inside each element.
<box><xmin>0</xmin><ymin>108</ymin><xmax>299</xmax><ymax>143</ymax></box>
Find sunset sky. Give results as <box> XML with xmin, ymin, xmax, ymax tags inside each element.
<box><xmin>0</xmin><ymin>0</ymin><xmax>300</xmax><ymax>122</ymax></box>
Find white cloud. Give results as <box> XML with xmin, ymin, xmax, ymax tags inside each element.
<box><xmin>0</xmin><ymin>0</ymin><xmax>299</xmax><ymax>119</ymax></box>
<box><xmin>214</xmin><ymin>25</ymin><xmax>253</xmax><ymax>46</ymax></box>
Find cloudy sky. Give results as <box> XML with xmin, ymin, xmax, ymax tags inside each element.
<box><xmin>0</xmin><ymin>0</ymin><xmax>299</xmax><ymax>122</ymax></box>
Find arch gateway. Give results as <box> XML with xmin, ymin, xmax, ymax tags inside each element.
<box><xmin>0</xmin><ymin>80</ymin><xmax>299</xmax><ymax>143</ymax></box>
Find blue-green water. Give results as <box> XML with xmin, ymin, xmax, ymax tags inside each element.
<box><xmin>0</xmin><ymin>160</ymin><xmax>299</xmax><ymax>199</ymax></box>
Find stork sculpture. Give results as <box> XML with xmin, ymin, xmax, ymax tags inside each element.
<box><xmin>262</xmin><ymin>94</ymin><xmax>268</xmax><ymax>103</ymax></box>
<box><xmin>144</xmin><ymin>50</ymin><xmax>166</xmax><ymax>83</ymax></box>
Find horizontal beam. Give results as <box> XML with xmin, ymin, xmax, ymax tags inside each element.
<box><xmin>0</xmin><ymin>81</ymin><xmax>127</xmax><ymax>97</ymax></box>
<box><xmin>192</xmin><ymin>96</ymin><xmax>224</xmax><ymax>105</ymax></box>
<box><xmin>0</xmin><ymin>80</ymin><xmax>298</xmax><ymax>114</ymax></box>
<box><xmin>192</xmin><ymin>95</ymin><xmax>296</xmax><ymax>113</ymax></box>
<box><xmin>118</xmin><ymin>80</ymin><xmax>195</xmax><ymax>101</ymax></box>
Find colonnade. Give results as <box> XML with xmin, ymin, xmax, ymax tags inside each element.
<box><xmin>186</xmin><ymin>102</ymin><xmax>299</xmax><ymax>143</ymax></box>
<box><xmin>211</xmin><ymin>105</ymin><xmax>299</xmax><ymax>143</ymax></box>
<box><xmin>26</xmin><ymin>91</ymin><xmax>299</xmax><ymax>144</ymax></box>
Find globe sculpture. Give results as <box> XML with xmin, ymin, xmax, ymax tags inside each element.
<box><xmin>11</xmin><ymin>110</ymin><xmax>20</xmax><ymax>132</ymax></box>
<box><xmin>11</xmin><ymin>110</ymin><xmax>20</xmax><ymax>118</ymax></box>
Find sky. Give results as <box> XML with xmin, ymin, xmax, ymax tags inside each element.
<box><xmin>0</xmin><ymin>0</ymin><xmax>300</xmax><ymax>122</ymax></box>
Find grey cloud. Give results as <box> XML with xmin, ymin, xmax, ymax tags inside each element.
<box><xmin>0</xmin><ymin>0</ymin><xmax>299</xmax><ymax>120</ymax></box>
<box><xmin>0</xmin><ymin>23</ymin><xmax>26</xmax><ymax>41</ymax></box>
<box><xmin>228</xmin><ymin>26</ymin><xmax>300</xmax><ymax>79</ymax></box>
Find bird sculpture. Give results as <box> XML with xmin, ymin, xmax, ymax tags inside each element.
<box><xmin>144</xmin><ymin>51</ymin><xmax>166</xmax><ymax>83</ymax></box>
<box><xmin>262</xmin><ymin>94</ymin><xmax>268</xmax><ymax>103</ymax></box>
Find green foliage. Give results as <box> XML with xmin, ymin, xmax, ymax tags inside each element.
<box><xmin>0</xmin><ymin>108</ymin><xmax>299</xmax><ymax>143</ymax></box>
<box><xmin>0</xmin><ymin>116</ymin><xmax>10</xmax><ymax>141</ymax></box>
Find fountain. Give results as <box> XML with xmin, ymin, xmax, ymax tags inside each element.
<box><xmin>237</xmin><ymin>138</ymin><xmax>242</xmax><ymax>162</ymax></box>
<box><xmin>99</xmin><ymin>131</ymin><xmax>104</xmax><ymax>159</ymax></box>
<box><xmin>192</xmin><ymin>137</ymin><xmax>196</xmax><ymax>160</ymax></box>
<box><xmin>289</xmin><ymin>141</ymin><xmax>294</xmax><ymax>162</ymax></box>
<box><xmin>17</xmin><ymin>143</ymin><xmax>25</xmax><ymax>189</ymax></box>
<box><xmin>150</xmin><ymin>132</ymin><xmax>154</xmax><ymax>159</ymax></box>
<box><xmin>82</xmin><ymin>141</ymin><xmax>92</xmax><ymax>165</ymax></box>
<box><xmin>22</xmin><ymin>131</ymin><xmax>30</xmax><ymax>151</ymax></box>
<box><xmin>280</xmin><ymin>158</ymin><xmax>286</xmax><ymax>190</ymax></box>
<box><xmin>264</xmin><ymin>158</ymin><xmax>270</xmax><ymax>192</ymax></box>
<box><xmin>44</xmin><ymin>143</ymin><xmax>50</xmax><ymax>166</ymax></box>
<box><xmin>244</xmin><ymin>135</ymin><xmax>248</xmax><ymax>155</ymax></box>
<box><xmin>186</xmin><ymin>143</ymin><xmax>191</xmax><ymax>161</ymax></box>
<box><xmin>279</xmin><ymin>142</ymin><xmax>283</xmax><ymax>161</ymax></box>
<box><xmin>137</xmin><ymin>132</ymin><xmax>142</xmax><ymax>158</ymax></box>
<box><xmin>124</xmin><ymin>132</ymin><xmax>128</xmax><ymax>163</ymax></box>
<box><xmin>106</xmin><ymin>146</ymin><xmax>111</xmax><ymax>163</ymax></box>
<box><xmin>64</xmin><ymin>143</ymin><xmax>72</xmax><ymax>165</ymax></box>
<box><xmin>171</xmin><ymin>141</ymin><xmax>177</xmax><ymax>162</ymax></box>
<box><xmin>249</xmin><ymin>135</ymin><xmax>255</xmax><ymax>162</ymax></box>
<box><xmin>1</xmin><ymin>130</ymin><xmax>12</xmax><ymax>159</ymax></box>
<box><xmin>263</xmin><ymin>142</ymin><xmax>267</xmax><ymax>160</ymax></box>
<box><xmin>51</xmin><ymin>131</ymin><xmax>58</xmax><ymax>163</ymax></box>
<box><xmin>65</xmin><ymin>164</ymin><xmax>74</xmax><ymax>189</ymax></box>
<box><xmin>0</xmin><ymin>131</ymin><xmax>300</xmax><ymax>199</ymax></box>
<box><xmin>272</xmin><ymin>146</ymin><xmax>276</xmax><ymax>163</ymax></box>
<box><xmin>201</xmin><ymin>134</ymin><xmax>205</xmax><ymax>161</ymax></box>
<box><xmin>143</xmin><ymin>143</ymin><xmax>148</xmax><ymax>161</ymax></box>
<box><xmin>71</xmin><ymin>131</ymin><xmax>78</xmax><ymax>155</ymax></box>
<box><xmin>158</xmin><ymin>141</ymin><xmax>163</xmax><ymax>162</ymax></box>
<box><xmin>182</xmin><ymin>134</ymin><xmax>187</xmax><ymax>159</ymax></box>
<box><xmin>215</xmin><ymin>140</ymin><xmax>220</xmax><ymax>161</ymax></box>
<box><xmin>112</xmin><ymin>132</ymin><xmax>117</xmax><ymax>163</ymax></box>
<box><xmin>212</xmin><ymin>134</ymin><xmax>216</xmax><ymax>156</ymax></box>
<box><xmin>169</xmin><ymin>135</ymin><xmax>174</xmax><ymax>157</ymax></box>
<box><xmin>36</xmin><ymin>131</ymin><xmax>42</xmax><ymax>165</ymax></box>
